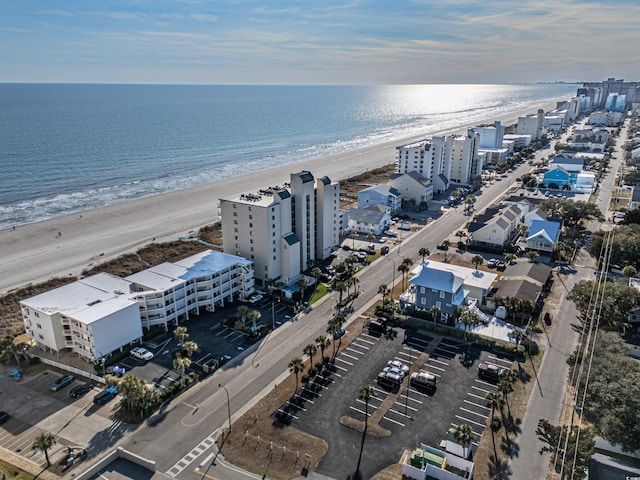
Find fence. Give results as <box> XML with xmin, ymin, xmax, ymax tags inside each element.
<box><xmin>30</xmin><ymin>354</ymin><xmax>106</xmax><ymax>384</ymax></box>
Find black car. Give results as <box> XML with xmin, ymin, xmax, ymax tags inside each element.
<box><xmin>51</xmin><ymin>375</ymin><xmax>75</xmax><ymax>392</ymax></box>
<box><xmin>69</xmin><ymin>383</ymin><xmax>93</xmax><ymax>398</ymax></box>
<box><xmin>0</xmin><ymin>411</ymin><xmax>9</xmax><ymax>424</ymax></box>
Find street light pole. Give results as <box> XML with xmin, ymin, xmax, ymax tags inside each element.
<box><xmin>219</xmin><ymin>383</ymin><xmax>231</xmax><ymax>436</ymax></box>
<box><xmin>388</xmin><ymin>256</ymin><xmax>397</xmax><ymax>298</ymax></box>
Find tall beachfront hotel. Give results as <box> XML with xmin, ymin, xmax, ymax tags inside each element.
<box><xmin>219</xmin><ymin>171</ymin><xmax>340</xmax><ymax>285</ymax></box>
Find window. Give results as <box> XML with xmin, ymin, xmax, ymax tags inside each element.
<box><xmin>234</xmin><ymin>220</ymin><xmax>238</xmax><ymax>225</ymax></box>
<box><xmin>420</xmin><ymin>298</ymin><xmax>426</xmax><ymax>305</ymax></box>
<box><xmin>39</xmin><ymin>334</ymin><xmax>44</xmax><ymax>340</ymax></box>
<box><xmin>34</xmin><ymin>311</ymin><xmax>40</xmax><ymax>317</ymax></box>
<box><xmin>233</xmin><ymin>212</ymin><xmax>238</xmax><ymax>217</ymax></box>
<box><xmin>250</xmin><ymin>247</ymin><xmax>254</xmax><ymax>252</ymax></box>
<box><xmin>249</xmin><ymin>223</ymin><xmax>253</xmax><ymax>228</ymax></box>
<box><xmin>436</xmin><ymin>301</ymin><xmax>442</xmax><ymax>309</ymax></box>
<box><xmin>250</xmin><ymin>239</ymin><xmax>254</xmax><ymax>244</ymax></box>
<box><xmin>440</xmin><ymin>291</ymin><xmax>445</xmax><ymax>299</ymax></box>
<box><xmin>37</xmin><ymin>323</ymin><xmax>42</xmax><ymax>329</ymax></box>
<box><xmin>234</xmin><ymin>227</ymin><xmax>238</xmax><ymax>233</ymax></box>
<box><xmin>249</xmin><ymin>215</ymin><xmax>253</xmax><ymax>219</ymax></box>
<box><xmin>420</xmin><ymin>287</ymin><xmax>425</xmax><ymax>294</ymax></box>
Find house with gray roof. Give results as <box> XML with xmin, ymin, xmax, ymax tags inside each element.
<box><xmin>400</xmin><ymin>262</ymin><xmax>466</xmax><ymax>318</ymax></box>
<box><xmin>468</xmin><ymin>205</ymin><xmax>522</xmax><ymax>251</ymax></box>
<box><xmin>357</xmin><ymin>184</ymin><xmax>402</xmax><ymax>213</ymax></box>
<box><xmin>629</xmin><ymin>186</ymin><xmax>640</xmax><ymax>211</ymax></box>
<box><xmin>345</xmin><ymin>204</ymin><xmax>391</xmax><ymax>235</ymax></box>
<box><xmin>388</xmin><ymin>171</ymin><xmax>434</xmax><ymax>206</ymax></box>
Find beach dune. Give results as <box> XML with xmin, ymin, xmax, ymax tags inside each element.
<box><xmin>0</xmin><ymin>99</ymin><xmax>563</xmax><ymax>294</ymax></box>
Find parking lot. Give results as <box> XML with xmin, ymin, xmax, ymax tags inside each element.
<box><xmin>273</xmin><ymin>324</ymin><xmax>515</xmax><ymax>479</ymax></box>
<box><xmin>0</xmin><ymin>368</ymin><xmax>123</xmax><ymax>470</ymax></box>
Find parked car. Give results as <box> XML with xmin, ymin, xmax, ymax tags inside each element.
<box><xmin>0</xmin><ymin>411</ymin><xmax>9</xmax><ymax>424</ymax></box>
<box><xmin>105</xmin><ymin>365</ymin><xmax>126</xmax><ymax>377</ymax></box>
<box><xmin>249</xmin><ymin>294</ymin><xmax>264</xmax><ymax>304</ymax></box>
<box><xmin>380</xmin><ymin>246</ymin><xmax>390</xmax><ymax>255</ymax></box>
<box><xmin>131</xmin><ymin>347</ymin><xmax>154</xmax><ymax>361</ymax></box>
<box><xmin>69</xmin><ymin>383</ymin><xmax>93</xmax><ymax>398</ymax></box>
<box><xmin>387</xmin><ymin>360</ymin><xmax>410</xmax><ymax>375</ymax></box>
<box><xmin>377</xmin><ymin>371</ymin><xmax>402</xmax><ymax>389</ymax></box>
<box><xmin>368</xmin><ymin>317</ymin><xmax>388</xmax><ymax>335</ymax></box>
<box><xmin>436</xmin><ymin>243</ymin><xmax>448</xmax><ymax>251</ymax></box>
<box><xmin>93</xmin><ymin>387</ymin><xmax>117</xmax><ymax>405</ymax></box>
<box><xmin>333</xmin><ymin>328</ymin><xmax>346</xmax><ymax>340</ymax></box>
<box><xmin>383</xmin><ymin>366</ymin><xmax>406</xmax><ymax>378</ymax></box>
<box><xmin>51</xmin><ymin>375</ymin><xmax>75</xmax><ymax>392</ymax></box>
<box><xmin>487</xmin><ymin>258</ymin><xmax>499</xmax><ymax>268</ymax></box>
<box><xmin>478</xmin><ymin>362</ymin><xmax>508</xmax><ymax>382</ymax></box>
<box><xmin>410</xmin><ymin>371</ymin><xmax>437</xmax><ymax>390</ymax></box>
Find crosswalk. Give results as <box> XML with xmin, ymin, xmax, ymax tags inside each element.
<box><xmin>165</xmin><ymin>429</ymin><xmax>218</xmax><ymax>478</ymax></box>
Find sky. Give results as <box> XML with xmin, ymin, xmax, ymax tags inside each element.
<box><xmin>1</xmin><ymin>0</ymin><xmax>639</xmax><ymax>85</ymax></box>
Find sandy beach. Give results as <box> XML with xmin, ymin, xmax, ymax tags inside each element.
<box><xmin>0</xmin><ymin>97</ymin><xmax>565</xmax><ymax>294</ymax></box>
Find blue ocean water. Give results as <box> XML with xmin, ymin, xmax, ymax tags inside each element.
<box><xmin>0</xmin><ymin>83</ymin><xmax>576</xmax><ymax>230</ymax></box>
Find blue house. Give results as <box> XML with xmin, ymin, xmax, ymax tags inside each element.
<box><xmin>358</xmin><ymin>185</ymin><xmax>402</xmax><ymax>213</ymax></box>
<box><xmin>401</xmin><ymin>262</ymin><xmax>466</xmax><ymax>318</ymax></box>
<box><xmin>542</xmin><ymin>166</ymin><xmax>573</xmax><ymax>189</ymax></box>
<box><xmin>526</xmin><ymin>219</ymin><xmax>562</xmax><ymax>252</ymax></box>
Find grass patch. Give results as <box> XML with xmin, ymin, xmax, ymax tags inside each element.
<box><xmin>309</xmin><ymin>284</ymin><xmax>330</xmax><ymax>304</ymax></box>
<box><xmin>0</xmin><ymin>459</ymin><xmax>34</xmax><ymax>480</ymax></box>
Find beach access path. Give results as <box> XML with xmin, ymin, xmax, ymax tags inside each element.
<box><xmin>0</xmin><ymin>98</ymin><xmax>562</xmax><ymax>294</ymax></box>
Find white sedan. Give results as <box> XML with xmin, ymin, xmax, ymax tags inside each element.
<box><xmin>387</xmin><ymin>360</ymin><xmax>410</xmax><ymax>374</ymax></box>
<box><xmin>131</xmin><ymin>347</ymin><xmax>154</xmax><ymax>361</ymax></box>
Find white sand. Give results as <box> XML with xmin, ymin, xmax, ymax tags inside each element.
<box><xmin>0</xmin><ymin>97</ymin><xmax>566</xmax><ymax>293</ymax></box>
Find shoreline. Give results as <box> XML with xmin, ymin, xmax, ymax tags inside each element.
<box><xmin>0</xmin><ymin>96</ymin><xmax>566</xmax><ymax>294</ymax></box>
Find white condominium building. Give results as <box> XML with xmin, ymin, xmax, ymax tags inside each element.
<box><xmin>447</xmin><ymin>130</ymin><xmax>482</xmax><ymax>184</ymax></box>
<box><xmin>220</xmin><ymin>171</ymin><xmax>339</xmax><ymax>284</ymax></box>
<box><xmin>515</xmin><ymin>109</ymin><xmax>545</xmax><ymax>140</ymax></box>
<box><xmin>20</xmin><ymin>250</ymin><xmax>254</xmax><ymax>362</ymax></box>
<box><xmin>395</xmin><ymin>136</ymin><xmax>448</xmax><ymax>180</ymax></box>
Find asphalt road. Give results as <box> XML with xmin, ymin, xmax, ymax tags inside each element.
<box><xmin>118</xmin><ymin>130</ymin><xmax>598</xmax><ymax>479</ymax></box>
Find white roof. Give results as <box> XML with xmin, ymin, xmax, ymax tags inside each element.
<box><xmin>410</xmin><ymin>260</ymin><xmax>498</xmax><ymax>291</ymax></box>
<box><xmin>127</xmin><ymin>250</ymin><xmax>252</xmax><ymax>290</ymax></box>
<box><xmin>21</xmin><ymin>272</ymin><xmax>137</xmax><ymax>322</ymax></box>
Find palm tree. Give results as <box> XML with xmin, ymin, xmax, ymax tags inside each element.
<box><xmin>458</xmin><ymin>309</ymin><xmax>482</xmax><ymax>337</ymax></box>
<box><xmin>334</xmin><ymin>281</ymin><xmax>347</xmax><ymax>304</ymax></box>
<box><xmin>315</xmin><ymin>335</ymin><xmax>331</xmax><ymax>364</ymax></box>
<box><xmin>430</xmin><ymin>305</ymin><xmax>441</xmax><ymax>329</ymax></box>
<box><xmin>173</xmin><ymin>356</ymin><xmax>191</xmax><ymax>384</ymax></box>
<box><xmin>296</xmin><ymin>276</ymin><xmax>309</xmax><ymax>303</ymax></box>
<box><xmin>398</xmin><ymin>263</ymin><xmax>410</xmax><ymax>290</ymax></box>
<box><xmin>303</xmin><ymin>343</ymin><xmax>318</xmax><ymax>373</ymax></box>
<box><xmin>355</xmin><ymin>385</ymin><xmax>377</xmax><ymax>474</ymax></box>
<box><xmin>180</xmin><ymin>340</ymin><xmax>199</xmax><ymax>358</ymax></box>
<box><xmin>311</xmin><ymin>266</ymin><xmax>323</xmax><ymax>296</ymax></box>
<box><xmin>418</xmin><ymin>247</ymin><xmax>430</xmax><ymax>263</ymax></box>
<box><xmin>505</xmin><ymin>253</ymin><xmax>517</xmax><ymax>265</ymax></box>
<box><xmin>452</xmin><ymin>423</ymin><xmax>473</xmax><ymax>458</ymax></box>
<box><xmin>32</xmin><ymin>432</ymin><xmax>57</xmax><ymax>467</ymax></box>
<box><xmin>486</xmin><ymin>391</ymin><xmax>505</xmax><ymax>420</ymax></box>
<box><xmin>472</xmin><ymin>255</ymin><xmax>484</xmax><ymax>270</ymax></box>
<box><xmin>442</xmin><ymin>240</ymin><xmax>451</xmax><ymax>262</ymax></box>
<box><xmin>498</xmin><ymin>369</ymin><xmax>517</xmax><ymax>419</ymax></box>
<box><xmin>288</xmin><ymin>357</ymin><xmax>304</xmax><ymax>392</ymax></box>
<box><xmin>527</xmin><ymin>250</ymin><xmax>539</xmax><ymax>263</ymax></box>
<box><xmin>378</xmin><ymin>284</ymin><xmax>390</xmax><ymax>307</ymax></box>
<box><xmin>173</xmin><ymin>326</ymin><xmax>189</xmax><ymax>345</ymax></box>
<box><xmin>326</xmin><ymin>324</ymin><xmax>340</xmax><ymax>359</ymax></box>
<box><xmin>236</xmin><ymin>305</ymin><xmax>250</xmax><ymax>328</ymax></box>
<box><xmin>0</xmin><ymin>336</ymin><xmax>26</xmax><ymax>367</ymax></box>
<box><xmin>247</xmin><ymin>309</ymin><xmax>261</xmax><ymax>333</ymax></box>
<box><xmin>455</xmin><ymin>230</ymin><xmax>467</xmax><ymax>247</ymax></box>
<box><xmin>350</xmin><ymin>230</ymin><xmax>358</xmax><ymax>250</ymax></box>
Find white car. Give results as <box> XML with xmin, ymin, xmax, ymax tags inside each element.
<box><xmin>383</xmin><ymin>366</ymin><xmax>406</xmax><ymax>378</ymax></box>
<box><xmin>387</xmin><ymin>360</ymin><xmax>410</xmax><ymax>375</ymax></box>
<box><xmin>249</xmin><ymin>294</ymin><xmax>263</xmax><ymax>303</ymax></box>
<box><xmin>131</xmin><ymin>347</ymin><xmax>154</xmax><ymax>361</ymax></box>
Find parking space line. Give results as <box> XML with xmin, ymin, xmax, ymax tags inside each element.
<box><xmin>381</xmin><ymin>416</ymin><xmax>405</xmax><ymax>427</ymax></box>
<box><xmin>349</xmin><ymin>406</ymin><xmax>372</xmax><ymax>417</ymax></box>
<box><xmin>351</xmin><ymin>342</ymin><xmax>370</xmax><ymax>350</ymax></box>
<box><xmin>472</xmin><ymin>385</ymin><xmax>492</xmax><ymax>394</ymax></box>
<box><xmin>286</xmin><ymin>401</ymin><xmax>306</xmax><ymax>412</ymax></box>
<box><xmin>394</xmin><ymin>355</ymin><xmax>412</xmax><ymax>364</ymax></box>
<box><xmin>277</xmin><ymin>409</ymin><xmax>298</xmax><ymax>420</ymax></box>
<box><xmin>429</xmin><ymin>358</ymin><xmax>449</xmax><ymax>366</ymax></box>
<box><xmin>440</xmin><ymin>340</ymin><xmax>460</xmax><ymax>348</ymax></box>
<box><xmin>464</xmin><ymin>400</ymin><xmax>491</xmax><ymax>410</ymax></box>
<box><xmin>371</xmin><ymin>386</ymin><xmax>390</xmax><ymax>396</ymax></box>
<box><xmin>223</xmin><ymin>330</ymin><xmax>237</xmax><ymax>339</ymax></box>
<box><xmin>356</xmin><ymin>397</ymin><xmax>383</xmax><ymax>406</ymax></box>
<box><xmin>399</xmin><ymin>393</ymin><xmax>423</xmax><ymax>404</ymax></box>
<box><xmin>301</xmin><ymin>387</ymin><xmax>321</xmax><ymax>397</ymax></box>
<box><xmin>388</xmin><ymin>407</ymin><xmax>414</xmax><ymax>418</ymax></box>
<box><xmin>434</xmin><ymin>346</ymin><xmax>458</xmax><ymax>357</ymax></box>
<box><xmin>340</xmin><ymin>352</ymin><xmax>359</xmax><ymax>361</ymax></box>
<box><xmin>467</xmin><ymin>392</ymin><xmax>487</xmax><ymax>401</ymax></box>
<box><xmin>357</xmin><ymin>336</ymin><xmax>376</xmax><ymax>345</ymax></box>
<box><xmin>475</xmin><ymin>379</ymin><xmax>498</xmax><ymax>388</ymax></box>
<box><xmin>294</xmin><ymin>394</ymin><xmax>314</xmax><ymax>404</ymax></box>
<box><xmin>215</xmin><ymin>328</ymin><xmax>227</xmax><ymax>336</ymax></box>
<box><xmin>346</xmin><ymin>347</ymin><xmax>366</xmax><ymax>355</ymax></box>
<box><xmin>405</xmin><ymin>340</ymin><xmax>429</xmax><ymax>350</ymax></box>
<box><xmin>460</xmin><ymin>407</ymin><xmax>488</xmax><ymax>419</ymax></box>
<box><xmin>455</xmin><ymin>415</ymin><xmax>486</xmax><ymax>428</ymax></box>
<box><xmin>310</xmin><ymin>383</ymin><xmax>329</xmax><ymax>391</ymax></box>
<box><xmin>396</xmin><ymin>351</ymin><xmax>417</xmax><ymax>361</ymax></box>
<box><xmin>426</xmin><ymin>364</ymin><xmax>445</xmax><ymax>372</ymax></box>
<box><xmin>420</xmin><ymin>369</ymin><xmax>440</xmax><ymax>377</ymax></box>
<box><xmin>487</xmin><ymin>355</ymin><xmax>514</xmax><ymax>366</ymax></box>
<box><xmin>335</xmin><ymin>357</ymin><xmax>353</xmax><ymax>366</ymax></box>
<box><xmin>332</xmin><ymin>363</ymin><xmax>348</xmax><ymax>371</ymax></box>
<box><xmin>406</xmin><ymin>387</ymin><xmax>431</xmax><ymax>398</ymax></box>
<box><xmin>393</xmin><ymin>402</ymin><xmax>418</xmax><ymax>412</ymax></box>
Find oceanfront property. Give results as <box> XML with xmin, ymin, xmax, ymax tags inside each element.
<box><xmin>219</xmin><ymin>170</ymin><xmax>340</xmax><ymax>285</ymax></box>
<box><xmin>20</xmin><ymin>249</ymin><xmax>254</xmax><ymax>362</ymax></box>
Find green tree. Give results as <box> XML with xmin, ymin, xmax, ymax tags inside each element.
<box><xmin>248</xmin><ymin>309</ymin><xmax>262</xmax><ymax>333</ymax></box>
<box><xmin>458</xmin><ymin>309</ymin><xmax>482</xmax><ymax>336</ymax></box>
<box><xmin>296</xmin><ymin>276</ymin><xmax>309</xmax><ymax>302</ymax></box>
<box><xmin>378</xmin><ymin>284</ymin><xmax>390</xmax><ymax>305</ymax></box>
<box><xmin>398</xmin><ymin>262</ymin><xmax>410</xmax><ymax>290</ymax></box>
<box><xmin>32</xmin><ymin>432</ymin><xmax>57</xmax><ymax>467</ymax></box>
<box><xmin>173</xmin><ymin>356</ymin><xmax>191</xmax><ymax>383</ymax></box>
<box><xmin>527</xmin><ymin>250</ymin><xmax>539</xmax><ymax>263</ymax></box>
<box><xmin>173</xmin><ymin>325</ymin><xmax>189</xmax><ymax>344</ymax></box>
<box><xmin>326</xmin><ymin>323</ymin><xmax>340</xmax><ymax>359</ymax></box>
<box><xmin>472</xmin><ymin>255</ymin><xmax>484</xmax><ymax>270</ymax></box>
<box><xmin>455</xmin><ymin>230</ymin><xmax>467</xmax><ymax>246</ymax></box>
<box><xmin>315</xmin><ymin>335</ymin><xmax>331</xmax><ymax>363</ymax></box>
<box><xmin>622</xmin><ymin>265</ymin><xmax>638</xmax><ymax>278</ymax></box>
<box><xmin>0</xmin><ymin>336</ymin><xmax>27</xmax><ymax>367</ymax></box>
<box><xmin>118</xmin><ymin>374</ymin><xmax>148</xmax><ymax>412</ymax></box>
<box><xmin>181</xmin><ymin>340</ymin><xmax>199</xmax><ymax>358</ymax></box>
<box><xmin>430</xmin><ymin>305</ymin><xmax>441</xmax><ymax>329</ymax></box>
<box><xmin>335</xmin><ymin>281</ymin><xmax>347</xmax><ymax>303</ymax></box>
<box><xmin>536</xmin><ymin>419</ymin><xmax>595</xmax><ymax>479</ymax></box>
<box><xmin>505</xmin><ymin>253</ymin><xmax>517</xmax><ymax>265</ymax></box>
<box><xmin>288</xmin><ymin>357</ymin><xmax>304</xmax><ymax>392</ymax></box>
<box><xmin>568</xmin><ymin>280</ymin><xmax>640</xmax><ymax>327</ymax></box>
<box><xmin>418</xmin><ymin>247</ymin><xmax>430</xmax><ymax>263</ymax></box>
<box><xmin>452</xmin><ymin>423</ymin><xmax>473</xmax><ymax>458</ymax></box>
<box><xmin>303</xmin><ymin>343</ymin><xmax>318</xmax><ymax>373</ymax></box>
<box><xmin>498</xmin><ymin>369</ymin><xmax>517</xmax><ymax>419</ymax></box>
<box><xmin>355</xmin><ymin>385</ymin><xmax>377</xmax><ymax>474</ymax></box>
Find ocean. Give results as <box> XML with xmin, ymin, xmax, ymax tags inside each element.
<box><xmin>0</xmin><ymin>83</ymin><xmax>577</xmax><ymax>230</ymax></box>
